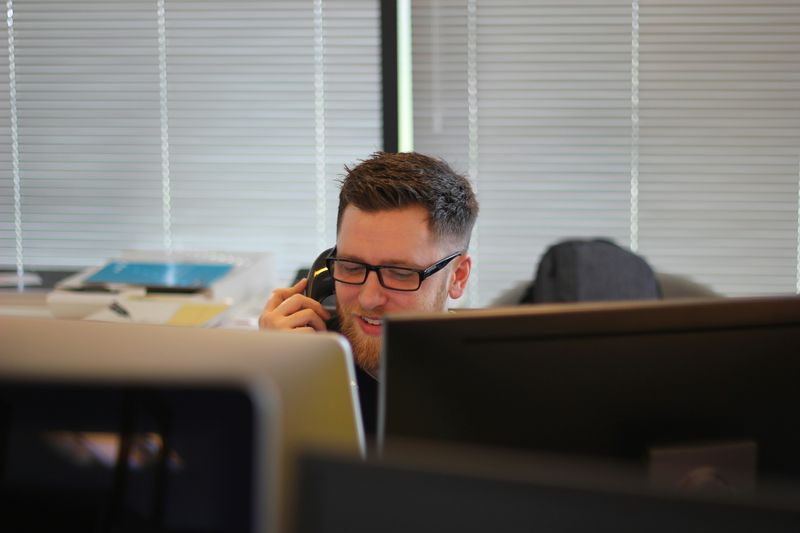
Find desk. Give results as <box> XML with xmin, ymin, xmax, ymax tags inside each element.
<box><xmin>0</xmin><ymin>289</ymin><xmax>265</xmax><ymax>329</ymax></box>
<box><xmin>0</xmin><ymin>291</ymin><xmax>54</xmax><ymax>319</ymax></box>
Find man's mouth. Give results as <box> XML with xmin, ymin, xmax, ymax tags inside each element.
<box><xmin>360</xmin><ymin>315</ymin><xmax>382</xmax><ymax>326</ymax></box>
<box><xmin>355</xmin><ymin>314</ymin><xmax>384</xmax><ymax>336</ymax></box>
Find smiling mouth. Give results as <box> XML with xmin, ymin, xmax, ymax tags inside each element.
<box><xmin>360</xmin><ymin>315</ymin><xmax>382</xmax><ymax>326</ymax></box>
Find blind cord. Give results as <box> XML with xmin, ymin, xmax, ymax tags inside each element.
<box><xmin>157</xmin><ymin>0</ymin><xmax>172</xmax><ymax>252</ymax></box>
<box><xmin>6</xmin><ymin>0</ymin><xmax>23</xmax><ymax>291</ymax></box>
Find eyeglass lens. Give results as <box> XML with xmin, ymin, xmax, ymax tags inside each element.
<box><xmin>329</xmin><ymin>259</ymin><xmax>421</xmax><ymax>290</ymax></box>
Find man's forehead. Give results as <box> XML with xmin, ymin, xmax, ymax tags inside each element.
<box><xmin>336</xmin><ymin>205</ymin><xmax>444</xmax><ymax>264</ymax></box>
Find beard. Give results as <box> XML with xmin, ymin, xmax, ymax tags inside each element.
<box><xmin>337</xmin><ymin>279</ymin><xmax>450</xmax><ymax>379</ymax></box>
<box><xmin>339</xmin><ymin>316</ymin><xmax>382</xmax><ymax>377</ymax></box>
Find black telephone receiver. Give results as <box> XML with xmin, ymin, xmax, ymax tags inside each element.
<box><xmin>304</xmin><ymin>247</ymin><xmax>337</xmax><ymax>317</ymax></box>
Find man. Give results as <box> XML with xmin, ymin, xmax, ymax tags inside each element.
<box><xmin>259</xmin><ymin>151</ymin><xmax>479</xmax><ymax>434</ymax></box>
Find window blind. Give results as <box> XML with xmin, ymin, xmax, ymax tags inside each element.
<box><xmin>3</xmin><ymin>0</ymin><xmax>381</xmax><ymax>287</ymax></box>
<box><xmin>166</xmin><ymin>0</ymin><xmax>380</xmax><ymax>284</ymax></box>
<box><xmin>413</xmin><ymin>0</ymin><xmax>632</xmax><ymax>306</ymax></box>
<box><xmin>412</xmin><ymin>0</ymin><xmax>800</xmax><ymax>304</ymax></box>
<box><xmin>13</xmin><ymin>0</ymin><xmax>164</xmax><ymax>268</ymax></box>
<box><xmin>637</xmin><ymin>0</ymin><xmax>800</xmax><ymax>296</ymax></box>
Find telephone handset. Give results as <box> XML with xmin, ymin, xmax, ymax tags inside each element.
<box><xmin>304</xmin><ymin>247</ymin><xmax>337</xmax><ymax>319</ymax></box>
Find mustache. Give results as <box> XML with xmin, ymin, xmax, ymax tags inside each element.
<box><xmin>337</xmin><ymin>302</ymin><xmax>384</xmax><ymax>318</ymax></box>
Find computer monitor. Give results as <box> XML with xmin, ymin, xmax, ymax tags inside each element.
<box><xmin>379</xmin><ymin>296</ymin><xmax>800</xmax><ymax>492</ymax></box>
<box><xmin>0</xmin><ymin>316</ymin><xmax>364</xmax><ymax>533</ymax></box>
<box><xmin>295</xmin><ymin>441</ymin><xmax>800</xmax><ymax>533</ymax></box>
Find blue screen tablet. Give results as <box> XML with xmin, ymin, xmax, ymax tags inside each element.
<box><xmin>85</xmin><ymin>261</ymin><xmax>233</xmax><ymax>289</ymax></box>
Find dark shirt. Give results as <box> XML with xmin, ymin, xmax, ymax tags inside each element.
<box><xmin>326</xmin><ymin>315</ymin><xmax>378</xmax><ymax>438</ymax></box>
<box><xmin>355</xmin><ymin>365</ymin><xmax>378</xmax><ymax>437</ymax></box>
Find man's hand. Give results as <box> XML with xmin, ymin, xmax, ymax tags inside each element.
<box><xmin>258</xmin><ymin>278</ymin><xmax>331</xmax><ymax>333</ymax></box>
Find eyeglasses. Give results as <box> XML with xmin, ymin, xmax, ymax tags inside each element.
<box><xmin>325</xmin><ymin>248</ymin><xmax>463</xmax><ymax>292</ymax></box>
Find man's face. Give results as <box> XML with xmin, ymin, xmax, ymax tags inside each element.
<box><xmin>335</xmin><ymin>205</ymin><xmax>470</xmax><ymax>377</ymax></box>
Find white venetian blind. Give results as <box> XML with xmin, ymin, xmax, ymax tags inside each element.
<box><xmin>413</xmin><ymin>0</ymin><xmax>632</xmax><ymax>306</ymax></box>
<box><xmin>13</xmin><ymin>0</ymin><xmax>164</xmax><ymax>267</ymax></box>
<box><xmin>412</xmin><ymin>0</ymin><xmax>800</xmax><ymax>304</ymax></box>
<box><xmin>637</xmin><ymin>0</ymin><xmax>800</xmax><ymax>296</ymax></box>
<box><xmin>168</xmin><ymin>0</ymin><xmax>381</xmax><ymax>284</ymax></box>
<box><xmin>3</xmin><ymin>0</ymin><xmax>381</xmax><ymax>286</ymax></box>
<box><xmin>165</xmin><ymin>0</ymin><xmax>326</xmax><ymax>286</ymax></box>
<box><xmin>411</xmin><ymin>0</ymin><xmax>468</xmax><ymax>165</ymax></box>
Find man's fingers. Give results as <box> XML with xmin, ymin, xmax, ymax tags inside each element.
<box><xmin>260</xmin><ymin>306</ymin><xmax>328</xmax><ymax>332</ymax></box>
<box><xmin>259</xmin><ymin>281</ymin><xmax>331</xmax><ymax>332</ymax></box>
<box><xmin>291</xmin><ymin>277</ymin><xmax>308</xmax><ymax>292</ymax></box>
<box><xmin>264</xmin><ymin>278</ymin><xmax>307</xmax><ymax>312</ymax></box>
<box><xmin>280</xmin><ymin>308</ymin><xmax>329</xmax><ymax>332</ymax></box>
<box><xmin>275</xmin><ymin>293</ymin><xmax>330</xmax><ymax>321</ymax></box>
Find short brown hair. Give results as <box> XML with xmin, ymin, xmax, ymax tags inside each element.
<box><xmin>337</xmin><ymin>152</ymin><xmax>479</xmax><ymax>247</ymax></box>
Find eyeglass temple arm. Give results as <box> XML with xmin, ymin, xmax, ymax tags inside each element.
<box><xmin>421</xmin><ymin>252</ymin><xmax>462</xmax><ymax>279</ymax></box>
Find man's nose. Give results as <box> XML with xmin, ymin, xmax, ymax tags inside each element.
<box><xmin>358</xmin><ymin>271</ymin><xmax>387</xmax><ymax>309</ymax></box>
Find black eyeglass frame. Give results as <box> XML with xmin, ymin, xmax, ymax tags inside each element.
<box><xmin>325</xmin><ymin>247</ymin><xmax>463</xmax><ymax>292</ymax></box>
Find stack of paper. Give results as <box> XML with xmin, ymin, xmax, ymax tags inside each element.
<box><xmin>84</xmin><ymin>295</ymin><xmax>231</xmax><ymax>328</ymax></box>
<box><xmin>47</xmin><ymin>250</ymin><xmax>275</xmax><ymax>321</ymax></box>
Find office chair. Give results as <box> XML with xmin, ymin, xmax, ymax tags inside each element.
<box><xmin>520</xmin><ymin>238</ymin><xmax>661</xmax><ymax>303</ymax></box>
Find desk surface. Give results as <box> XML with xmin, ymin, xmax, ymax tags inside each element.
<box><xmin>0</xmin><ymin>290</ymin><xmax>264</xmax><ymax>329</ymax></box>
<box><xmin>0</xmin><ymin>291</ymin><xmax>53</xmax><ymax>319</ymax></box>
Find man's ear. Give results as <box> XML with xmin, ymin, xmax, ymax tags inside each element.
<box><xmin>448</xmin><ymin>254</ymin><xmax>472</xmax><ymax>299</ymax></box>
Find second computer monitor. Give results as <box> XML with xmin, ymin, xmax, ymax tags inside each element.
<box><xmin>379</xmin><ymin>296</ymin><xmax>800</xmax><ymax>491</ymax></box>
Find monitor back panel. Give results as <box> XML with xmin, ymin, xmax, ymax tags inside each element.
<box><xmin>380</xmin><ymin>297</ymin><xmax>800</xmax><ymax>488</ymax></box>
<box><xmin>295</xmin><ymin>447</ymin><xmax>800</xmax><ymax>533</ymax></box>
